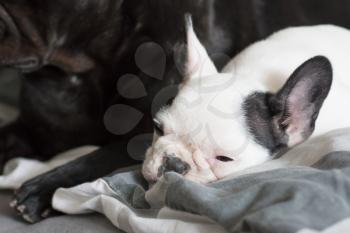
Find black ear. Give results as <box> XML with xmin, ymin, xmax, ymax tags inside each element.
<box><xmin>269</xmin><ymin>56</ymin><xmax>333</xmax><ymax>147</ymax></box>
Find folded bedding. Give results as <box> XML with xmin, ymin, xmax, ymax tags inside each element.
<box><xmin>2</xmin><ymin>128</ymin><xmax>350</xmax><ymax>233</ymax></box>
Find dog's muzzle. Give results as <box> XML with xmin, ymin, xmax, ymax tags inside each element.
<box><xmin>157</xmin><ymin>153</ymin><xmax>191</xmax><ymax>177</ymax></box>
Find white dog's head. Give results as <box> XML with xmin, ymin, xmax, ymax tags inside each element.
<box><xmin>142</xmin><ymin>17</ymin><xmax>333</xmax><ymax>184</ymax></box>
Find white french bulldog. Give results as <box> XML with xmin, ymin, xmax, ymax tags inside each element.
<box><xmin>142</xmin><ymin>16</ymin><xmax>350</xmax><ymax>184</ymax></box>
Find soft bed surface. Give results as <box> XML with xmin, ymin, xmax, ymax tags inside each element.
<box><xmin>52</xmin><ymin>129</ymin><xmax>350</xmax><ymax>233</ymax></box>
<box><xmin>0</xmin><ymin>191</ymin><xmax>124</xmax><ymax>233</ymax></box>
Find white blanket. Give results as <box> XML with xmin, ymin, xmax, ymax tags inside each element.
<box><xmin>53</xmin><ymin>177</ymin><xmax>226</xmax><ymax>233</ymax></box>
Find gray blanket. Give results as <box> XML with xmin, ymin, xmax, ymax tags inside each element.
<box><xmin>99</xmin><ymin>151</ymin><xmax>350</xmax><ymax>233</ymax></box>
<box><xmin>165</xmin><ymin>151</ymin><xmax>350</xmax><ymax>233</ymax></box>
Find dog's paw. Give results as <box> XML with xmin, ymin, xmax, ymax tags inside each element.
<box><xmin>11</xmin><ymin>176</ymin><xmax>59</xmax><ymax>223</ymax></box>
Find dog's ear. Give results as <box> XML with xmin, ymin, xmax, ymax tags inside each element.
<box><xmin>269</xmin><ymin>56</ymin><xmax>333</xmax><ymax>147</ymax></box>
<box><xmin>184</xmin><ymin>14</ymin><xmax>217</xmax><ymax>80</ymax></box>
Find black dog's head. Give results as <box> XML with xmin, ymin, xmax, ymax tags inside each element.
<box><xmin>0</xmin><ymin>0</ymin><xmax>126</xmax><ymax>73</ymax></box>
<box><xmin>0</xmin><ymin>0</ymin><xmax>131</xmax><ymax>153</ymax></box>
<box><xmin>0</xmin><ymin>0</ymin><xmax>228</xmax><ymax>154</ymax></box>
<box><xmin>0</xmin><ymin>0</ymin><xmax>222</xmax><ymax>105</ymax></box>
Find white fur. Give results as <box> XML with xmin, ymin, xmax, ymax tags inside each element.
<box><xmin>143</xmin><ymin>24</ymin><xmax>350</xmax><ymax>184</ymax></box>
<box><xmin>224</xmin><ymin>25</ymin><xmax>350</xmax><ymax>135</ymax></box>
<box><xmin>185</xmin><ymin>16</ymin><xmax>218</xmax><ymax>80</ymax></box>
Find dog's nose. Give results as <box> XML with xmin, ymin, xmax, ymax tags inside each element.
<box><xmin>158</xmin><ymin>155</ymin><xmax>191</xmax><ymax>176</ymax></box>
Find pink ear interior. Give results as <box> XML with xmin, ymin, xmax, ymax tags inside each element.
<box><xmin>284</xmin><ymin>79</ymin><xmax>315</xmax><ymax>145</ymax></box>
<box><xmin>272</xmin><ymin>56</ymin><xmax>332</xmax><ymax>147</ymax></box>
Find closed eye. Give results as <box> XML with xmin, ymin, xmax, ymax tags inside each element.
<box><xmin>153</xmin><ymin>118</ymin><xmax>164</xmax><ymax>136</ymax></box>
<box><xmin>216</xmin><ymin>156</ymin><xmax>234</xmax><ymax>162</ymax></box>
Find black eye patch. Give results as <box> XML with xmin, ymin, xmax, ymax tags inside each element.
<box><xmin>153</xmin><ymin>118</ymin><xmax>164</xmax><ymax>135</ymax></box>
<box><xmin>166</xmin><ymin>97</ymin><xmax>175</xmax><ymax>106</ymax></box>
<box><xmin>243</xmin><ymin>92</ymin><xmax>287</xmax><ymax>154</ymax></box>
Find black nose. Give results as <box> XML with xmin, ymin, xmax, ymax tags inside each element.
<box><xmin>158</xmin><ymin>155</ymin><xmax>191</xmax><ymax>176</ymax></box>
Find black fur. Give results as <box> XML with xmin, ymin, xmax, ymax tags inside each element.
<box><xmin>244</xmin><ymin>92</ymin><xmax>286</xmax><ymax>154</ymax></box>
<box><xmin>0</xmin><ymin>0</ymin><xmax>349</xmax><ymax>223</ymax></box>
<box><xmin>244</xmin><ymin>56</ymin><xmax>333</xmax><ymax>154</ymax></box>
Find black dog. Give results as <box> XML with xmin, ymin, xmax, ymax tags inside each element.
<box><xmin>1</xmin><ymin>0</ymin><xmax>350</xmax><ymax>223</ymax></box>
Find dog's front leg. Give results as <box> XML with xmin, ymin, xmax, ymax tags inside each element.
<box><xmin>0</xmin><ymin>121</ymin><xmax>36</xmax><ymax>173</ymax></box>
<box><xmin>11</xmin><ymin>141</ymin><xmax>140</xmax><ymax>223</ymax></box>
